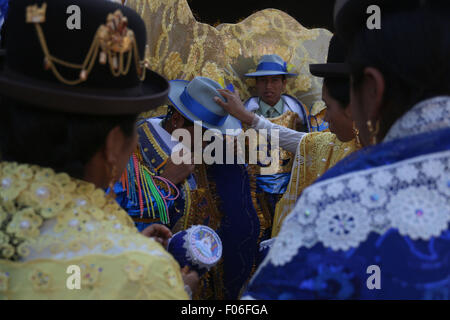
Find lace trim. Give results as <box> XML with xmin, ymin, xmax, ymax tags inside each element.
<box><xmin>384</xmin><ymin>96</ymin><xmax>450</xmax><ymax>142</ymax></box>
<box><xmin>266</xmin><ymin>150</ymin><xmax>450</xmax><ymax>267</ymax></box>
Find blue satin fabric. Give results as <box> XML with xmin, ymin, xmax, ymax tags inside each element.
<box><xmin>180</xmin><ymin>88</ymin><xmax>228</xmax><ymax>126</ymax></box>
<box><xmin>244</xmin><ymin>128</ymin><xmax>450</xmax><ymax>300</ymax></box>
<box><xmin>256</xmin><ymin>173</ymin><xmax>291</xmax><ymax>194</ymax></box>
<box><xmin>209</xmin><ymin>163</ymin><xmax>260</xmax><ymax>299</ymax></box>
<box><xmin>0</xmin><ymin>0</ymin><xmax>8</xmax><ymax>23</ymax></box>
<box><xmin>309</xmin><ymin>114</ymin><xmax>329</xmax><ymax>132</ymax></box>
<box><xmin>257</xmin><ymin>61</ymin><xmax>287</xmax><ymax>73</ymax></box>
<box><xmin>0</xmin><ymin>0</ymin><xmax>8</xmax><ymax>43</ymax></box>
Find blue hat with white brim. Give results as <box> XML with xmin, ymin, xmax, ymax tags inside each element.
<box><xmin>168</xmin><ymin>77</ymin><xmax>242</xmax><ymax>136</ymax></box>
<box><xmin>245</xmin><ymin>54</ymin><xmax>297</xmax><ymax>77</ymax></box>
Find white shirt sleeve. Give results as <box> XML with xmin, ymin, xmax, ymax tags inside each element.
<box><xmin>251</xmin><ymin>114</ymin><xmax>306</xmax><ymax>154</ymax></box>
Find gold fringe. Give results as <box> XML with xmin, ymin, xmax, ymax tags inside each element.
<box><xmin>247</xmin><ymin>164</ymin><xmax>271</xmax><ymax>241</ymax></box>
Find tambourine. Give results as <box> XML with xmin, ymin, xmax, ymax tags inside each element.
<box><xmin>167</xmin><ymin>225</ymin><xmax>222</xmax><ymax>276</ymax></box>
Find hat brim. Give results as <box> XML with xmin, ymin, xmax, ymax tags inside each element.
<box><xmin>309</xmin><ymin>63</ymin><xmax>350</xmax><ymax>78</ymax></box>
<box><xmin>0</xmin><ymin>67</ymin><xmax>169</xmax><ymax>115</ymax></box>
<box><xmin>244</xmin><ymin>71</ymin><xmax>297</xmax><ymax>77</ymax></box>
<box><xmin>168</xmin><ymin>80</ymin><xmax>242</xmax><ymax>136</ymax></box>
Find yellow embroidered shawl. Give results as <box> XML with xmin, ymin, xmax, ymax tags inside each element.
<box><xmin>0</xmin><ymin>162</ymin><xmax>188</xmax><ymax>299</ymax></box>
<box><xmin>272</xmin><ymin>133</ymin><xmax>359</xmax><ymax>237</ymax></box>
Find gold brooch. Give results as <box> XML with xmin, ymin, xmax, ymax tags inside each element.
<box><xmin>26</xmin><ymin>3</ymin><xmax>47</xmax><ymax>23</ymax></box>
<box><xmin>26</xmin><ymin>3</ymin><xmax>148</xmax><ymax>85</ymax></box>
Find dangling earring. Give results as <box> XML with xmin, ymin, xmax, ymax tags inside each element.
<box><xmin>352</xmin><ymin>121</ymin><xmax>362</xmax><ymax>148</ymax></box>
<box><xmin>366</xmin><ymin>120</ymin><xmax>380</xmax><ymax>145</ymax></box>
<box><xmin>108</xmin><ymin>165</ymin><xmax>117</xmax><ymax>199</ymax></box>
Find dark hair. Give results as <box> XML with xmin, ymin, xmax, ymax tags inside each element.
<box><xmin>0</xmin><ymin>97</ymin><xmax>138</xmax><ymax>179</ymax></box>
<box><xmin>162</xmin><ymin>105</ymin><xmax>194</xmax><ymax>128</ymax></box>
<box><xmin>348</xmin><ymin>6</ymin><xmax>450</xmax><ymax>137</ymax></box>
<box><xmin>323</xmin><ymin>77</ymin><xmax>350</xmax><ymax>108</ymax></box>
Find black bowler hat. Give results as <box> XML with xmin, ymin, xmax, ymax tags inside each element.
<box><xmin>309</xmin><ymin>35</ymin><xmax>349</xmax><ymax>78</ymax></box>
<box><xmin>0</xmin><ymin>0</ymin><xmax>169</xmax><ymax>115</ymax></box>
<box><xmin>334</xmin><ymin>0</ymin><xmax>449</xmax><ymax>46</ymax></box>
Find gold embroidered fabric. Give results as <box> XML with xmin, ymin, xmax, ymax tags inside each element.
<box><xmin>0</xmin><ymin>162</ymin><xmax>187</xmax><ymax>299</ymax></box>
<box><xmin>272</xmin><ymin>133</ymin><xmax>360</xmax><ymax>237</ymax></box>
<box><xmin>126</xmin><ymin>0</ymin><xmax>332</xmax><ymax>119</ymax></box>
<box><xmin>0</xmin><ymin>251</ymin><xmax>187</xmax><ymax>299</ymax></box>
<box><xmin>254</xmin><ymin>111</ymin><xmax>300</xmax><ymax>175</ymax></box>
<box><xmin>247</xmin><ymin>111</ymin><xmax>300</xmax><ymax>240</ymax></box>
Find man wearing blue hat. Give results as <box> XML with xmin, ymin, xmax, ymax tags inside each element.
<box><xmin>245</xmin><ymin>54</ymin><xmax>310</xmax><ymax>127</ymax></box>
<box><xmin>115</xmin><ymin>76</ymin><xmax>260</xmax><ymax>300</ymax></box>
<box><xmin>244</xmin><ymin>54</ymin><xmax>311</xmax><ymax>241</ymax></box>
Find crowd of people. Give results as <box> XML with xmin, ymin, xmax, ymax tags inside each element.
<box><xmin>0</xmin><ymin>0</ymin><xmax>449</xmax><ymax>300</ymax></box>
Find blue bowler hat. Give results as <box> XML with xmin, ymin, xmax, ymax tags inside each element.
<box><xmin>168</xmin><ymin>77</ymin><xmax>242</xmax><ymax>135</ymax></box>
<box><xmin>245</xmin><ymin>54</ymin><xmax>297</xmax><ymax>77</ymax></box>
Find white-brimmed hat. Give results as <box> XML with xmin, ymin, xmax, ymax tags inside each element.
<box><xmin>245</xmin><ymin>54</ymin><xmax>297</xmax><ymax>77</ymax></box>
<box><xmin>168</xmin><ymin>77</ymin><xmax>242</xmax><ymax>135</ymax></box>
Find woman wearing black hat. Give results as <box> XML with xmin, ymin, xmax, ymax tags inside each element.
<box><xmin>216</xmin><ymin>35</ymin><xmax>361</xmax><ymax>238</ymax></box>
<box><xmin>241</xmin><ymin>0</ymin><xmax>450</xmax><ymax>299</ymax></box>
<box><xmin>271</xmin><ymin>35</ymin><xmax>361</xmax><ymax>238</ymax></box>
<box><xmin>0</xmin><ymin>0</ymin><xmax>197</xmax><ymax>299</ymax></box>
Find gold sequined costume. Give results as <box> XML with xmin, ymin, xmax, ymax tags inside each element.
<box><xmin>272</xmin><ymin>133</ymin><xmax>360</xmax><ymax>237</ymax></box>
<box><xmin>0</xmin><ymin>162</ymin><xmax>188</xmax><ymax>299</ymax></box>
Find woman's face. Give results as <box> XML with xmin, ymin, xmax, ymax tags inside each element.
<box><xmin>322</xmin><ymin>84</ymin><xmax>354</xmax><ymax>142</ymax></box>
<box><xmin>83</xmin><ymin>123</ymin><xmax>138</xmax><ymax>189</ymax></box>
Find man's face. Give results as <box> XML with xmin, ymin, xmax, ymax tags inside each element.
<box><xmin>185</xmin><ymin>123</ymin><xmax>208</xmax><ymax>149</ymax></box>
<box><xmin>255</xmin><ymin>75</ymin><xmax>287</xmax><ymax>106</ymax></box>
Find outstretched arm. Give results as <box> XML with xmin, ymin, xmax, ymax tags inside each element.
<box><xmin>214</xmin><ymin>89</ymin><xmax>255</xmax><ymax>125</ymax></box>
<box><xmin>215</xmin><ymin>89</ymin><xmax>306</xmax><ymax>154</ymax></box>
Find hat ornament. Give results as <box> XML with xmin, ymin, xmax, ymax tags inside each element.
<box><xmin>26</xmin><ymin>3</ymin><xmax>148</xmax><ymax>85</ymax></box>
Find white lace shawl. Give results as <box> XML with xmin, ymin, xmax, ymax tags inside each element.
<box><xmin>260</xmin><ymin>96</ymin><xmax>450</xmax><ymax>269</ymax></box>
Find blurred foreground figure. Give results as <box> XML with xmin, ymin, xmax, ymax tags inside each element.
<box><xmin>0</xmin><ymin>0</ymin><xmax>195</xmax><ymax>299</ymax></box>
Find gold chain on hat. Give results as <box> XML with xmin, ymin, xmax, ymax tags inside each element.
<box><xmin>26</xmin><ymin>3</ymin><xmax>149</xmax><ymax>85</ymax></box>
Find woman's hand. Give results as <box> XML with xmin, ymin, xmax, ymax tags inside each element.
<box><xmin>181</xmin><ymin>266</ymin><xmax>200</xmax><ymax>298</ymax></box>
<box><xmin>141</xmin><ymin>224</ymin><xmax>173</xmax><ymax>248</ymax></box>
<box><xmin>214</xmin><ymin>89</ymin><xmax>255</xmax><ymax>126</ymax></box>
